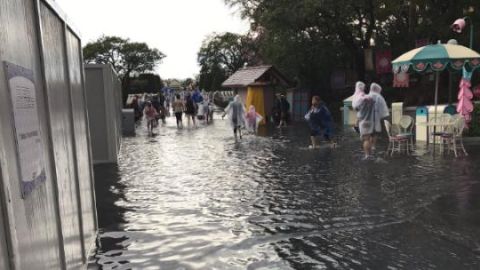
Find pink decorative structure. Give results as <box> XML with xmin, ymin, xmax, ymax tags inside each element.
<box><xmin>457</xmin><ymin>78</ymin><xmax>474</xmax><ymax>125</ymax></box>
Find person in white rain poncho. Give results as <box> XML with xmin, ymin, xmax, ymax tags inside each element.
<box><xmin>222</xmin><ymin>95</ymin><xmax>246</xmax><ymax>139</ymax></box>
<box><xmin>352</xmin><ymin>81</ymin><xmax>367</xmax><ymax>109</ymax></box>
<box><xmin>358</xmin><ymin>83</ymin><xmax>389</xmax><ymax>159</ymax></box>
<box><xmin>351</xmin><ymin>81</ymin><xmax>369</xmax><ymax>133</ymax></box>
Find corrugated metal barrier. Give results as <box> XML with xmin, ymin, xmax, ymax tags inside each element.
<box><xmin>0</xmin><ymin>0</ymin><xmax>97</xmax><ymax>269</ymax></box>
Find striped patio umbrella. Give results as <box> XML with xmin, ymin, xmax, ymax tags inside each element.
<box><xmin>392</xmin><ymin>41</ymin><xmax>480</xmax><ymax>115</ymax></box>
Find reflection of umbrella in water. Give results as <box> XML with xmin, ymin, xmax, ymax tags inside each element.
<box><xmin>392</xmin><ymin>41</ymin><xmax>480</xmax><ymax>115</ymax></box>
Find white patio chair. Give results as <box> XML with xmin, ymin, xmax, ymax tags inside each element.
<box><xmin>432</xmin><ymin>114</ymin><xmax>453</xmax><ymax>152</ymax></box>
<box><xmin>441</xmin><ymin>117</ymin><xmax>468</xmax><ymax>157</ymax></box>
<box><xmin>398</xmin><ymin>115</ymin><xmax>415</xmax><ymax>152</ymax></box>
<box><xmin>384</xmin><ymin>120</ymin><xmax>409</xmax><ymax>156</ymax></box>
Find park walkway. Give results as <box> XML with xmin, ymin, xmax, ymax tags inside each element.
<box><xmin>89</xmin><ymin>115</ymin><xmax>480</xmax><ymax>269</ymax></box>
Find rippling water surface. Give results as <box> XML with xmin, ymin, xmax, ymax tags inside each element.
<box><xmin>90</xmin><ymin>115</ymin><xmax>480</xmax><ymax>269</ymax></box>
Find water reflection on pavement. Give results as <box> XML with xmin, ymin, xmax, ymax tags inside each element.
<box><xmin>90</xmin><ymin>115</ymin><xmax>480</xmax><ymax>270</ymax></box>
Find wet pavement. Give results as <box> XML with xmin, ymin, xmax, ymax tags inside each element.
<box><xmin>89</xmin><ymin>114</ymin><xmax>480</xmax><ymax>269</ymax></box>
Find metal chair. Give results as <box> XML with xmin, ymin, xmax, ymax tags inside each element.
<box><xmin>398</xmin><ymin>115</ymin><xmax>415</xmax><ymax>151</ymax></box>
<box><xmin>441</xmin><ymin>117</ymin><xmax>468</xmax><ymax>157</ymax></box>
<box><xmin>385</xmin><ymin>120</ymin><xmax>409</xmax><ymax>156</ymax></box>
<box><xmin>431</xmin><ymin>114</ymin><xmax>452</xmax><ymax>148</ymax></box>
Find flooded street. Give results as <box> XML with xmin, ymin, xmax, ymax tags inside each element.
<box><xmin>90</xmin><ymin>115</ymin><xmax>480</xmax><ymax>269</ymax></box>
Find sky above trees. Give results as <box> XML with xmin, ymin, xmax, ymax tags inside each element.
<box><xmin>55</xmin><ymin>0</ymin><xmax>249</xmax><ymax>79</ymax></box>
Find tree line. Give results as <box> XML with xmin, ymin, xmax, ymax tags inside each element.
<box><xmin>197</xmin><ymin>0</ymin><xmax>480</xmax><ymax>101</ymax></box>
<box><xmin>83</xmin><ymin>36</ymin><xmax>166</xmax><ymax>100</ymax></box>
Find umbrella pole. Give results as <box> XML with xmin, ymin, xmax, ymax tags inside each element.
<box><xmin>433</xmin><ymin>71</ymin><xmax>440</xmax><ymax>145</ymax></box>
<box><xmin>448</xmin><ymin>71</ymin><xmax>452</xmax><ymax>105</ymax></box>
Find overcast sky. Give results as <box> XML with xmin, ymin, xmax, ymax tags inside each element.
<box><xmin>55</xmin><ymin>0</ymin><xmax>249</xmax><ymax>79</ymax></box>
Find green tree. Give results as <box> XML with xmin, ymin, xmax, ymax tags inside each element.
<box><xmin>197</xmin><ymin>32</ymin><xmax>261</xmax><ymax>91</ymax></box>
<box><xmin>129</xmin><ymin>74</ymin><xmax>164</xmax><ymax>94</ymax></box>
<box><xmin>224</xmin><ymin>0</ymin><xmax>480</xmax><ymax>99</ymax></box>
<box><xmin>83</xmin><ymin>35</ymin><xmax>166</xmax><ymax>99</ymax></box>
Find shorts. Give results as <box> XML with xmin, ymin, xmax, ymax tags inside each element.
<box><xmin>175</xmin><ymin>112</ymin><xmax>182</xmax><ymax>121</ymax></box>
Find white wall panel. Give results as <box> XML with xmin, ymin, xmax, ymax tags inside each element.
<box><xmin>0</xmin><ymin>0</ymin><xmax>65</xmax><ymax>269</ymax></box>
<box><xmin>39</xmin><ymin>3</ymin><xmax>84</xmax><ymax>269</ymax></box>
<box><xmin>66</xmin><ymin>30</ymin><xmax>97</xmax><ymax>258</ymax></box>
<box><xmin>1</xmin><ymin>0</ymin><xmax>98</xmax><ymax>269</ymax></box>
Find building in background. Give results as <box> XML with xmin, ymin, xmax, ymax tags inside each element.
<box><xmin>222</xmin><ymin>65</ymin><xmax>292</xmax><ymax>124</ymax></box>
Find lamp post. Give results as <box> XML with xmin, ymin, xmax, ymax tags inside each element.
<box><xmin>452</xmin><ymin>16</ymin><xmax>474</xmax><ymax>49</ymax></box>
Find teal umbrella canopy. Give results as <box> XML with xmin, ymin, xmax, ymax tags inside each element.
<box><xmin>392</xmin><ymin>42</ymin><xmax>480</xmax><ymax>74</ymax></box>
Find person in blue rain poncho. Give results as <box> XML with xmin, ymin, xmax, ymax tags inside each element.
<box><xmin>305</xmin><ymin>96</ymin><xmax>336</xmax><ymax>149</ymax></box>
<box><xmin>192</xmin><ymin>88</ymin><xmax>204</xmax><ymax>104</ymax></box>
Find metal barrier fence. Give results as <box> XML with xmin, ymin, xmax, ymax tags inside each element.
<box><xmin>0</xmin><ymin>0</ymin><xmax>97</xmax><ymax>269</ymax></box>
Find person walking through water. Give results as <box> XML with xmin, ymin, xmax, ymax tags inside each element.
<box><xmin>305</xmin><ymin>96</ymin><xmax>335</xmax><ymax>148</ymax></box>
<box><xmin>357</xmin><ymin>82</ymin><xmax>389</xmax><ymax>160</ymax></box>
<box><xmin>184</xmin><ymin>94</ymin><xmax>197</xmax><ymax>128</ymax></box>
<box><xmin>245</xmin><ymin>105</ymin><xmax>263</xmax><ymax>134</ymax></box>
<box><xmin>173</xmin><ymin>94</ymin><xmax>184</xmax><ymax>129</ymax></box>
<box><xmin>272</xmin><ymin>94</ymin><xmax>282</xmax><ymax>126</ymax></box>
<box><xmin>144</xmin><ymin>101</ymin><xmax>158</xmax><ymax>136</ymax></box>
<box><xmin>352</xmin><ymin>81</ymin><xmax>368</xmax><ymax>134</ymax></box>
<box><xmin>278</xmin><ymin>94</ymin><xmax>290</xmax><ymax>128</ymax></box>
<box><xmin>223</xmin><ymin>95</ymin><xmax>246</xmax><ymax>139</ymax></box>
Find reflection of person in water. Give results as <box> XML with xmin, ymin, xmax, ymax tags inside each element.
<box><xmin>222</xmin><ymin>95</ymin><xmax>246</xmax><ymax>139</ymax></box>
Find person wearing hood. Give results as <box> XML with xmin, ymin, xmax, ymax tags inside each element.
<box><xmin>222</xmin><ymin>95</ymin><xmax>246</xmax><ymax>139</ymax></box>
<box><xmin>245</xmin><ymin>105</ymin><xmax>263</xmax><ymax>134</ymax></box>
<box><xmin>352</xmin><ymin>81</ymin><xmax>369</xmax><ymax>133</ymax></box>
<box><xmin>358</xmin><ymin>82</ymin><xmax>389</xmax><ymax>159</ymax></box>
<box><xmin>305</xmin><ymin>96</ymin><xmax>335</xmax><ymax>148</ymax></box>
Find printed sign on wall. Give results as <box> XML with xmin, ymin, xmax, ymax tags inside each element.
<box><xmin>4</xmin><ymin>61</ymin><xmax>46</xmax><ymax>198</ymax></box>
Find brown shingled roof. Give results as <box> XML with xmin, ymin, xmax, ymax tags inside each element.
<box><xmin>222</xmin><ymin>65</ymin><xmax>290</xmax><ymax>88</ymax></box>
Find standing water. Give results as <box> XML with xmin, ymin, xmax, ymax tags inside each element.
<box><xmin>90</xmin><ymin>115</ymin><xmax>480</xmax><ymax>269</ymax></box>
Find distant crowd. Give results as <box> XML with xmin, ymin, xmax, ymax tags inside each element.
<box><xmin>127</xmin><ymin>89</ymin><xmax>214</xmax><ymax>135</ymax></box>
<box><xmin>126</xmin><ymin>82</ymin><xmax>390</xmax><ymax>159</ymax></box>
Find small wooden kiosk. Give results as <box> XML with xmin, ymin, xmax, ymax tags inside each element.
<box><xmin>222</xmin><ymin>65</ymin><xmax>291</xmax><ymax>124</ymax></box>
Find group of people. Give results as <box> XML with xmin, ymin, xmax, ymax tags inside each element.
<box><xmin>138</xmin><ymin>84</ymin><xmax>389</xmax><ymax>156</ymax></box>
<box><xmin>140</xmin><ymin>89</ymin><xmax>214</xmax><ymax>135</ymax></box>
<box><xmin>352</xmin><ymin>82</ymin><xmax>389</xmax><ymax>160</ymax></box>
<box><xmin>222</xmin><ymin>95</ymin><xmax>263</xmax><ymax>139</ymax></box>
<box><xmin>303</xmin><ymin>81</ymin><xmax>389</xmax><ymax>157</ymax></box>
